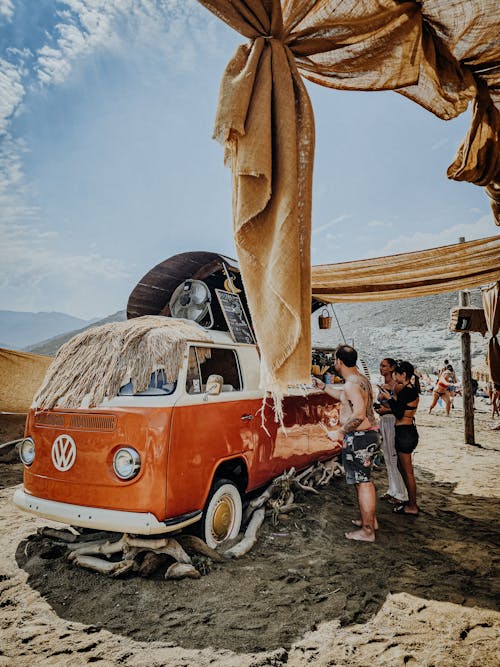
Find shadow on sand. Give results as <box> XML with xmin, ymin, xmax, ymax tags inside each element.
<box><xmin>15</xmin><ymin>466</ymin><xmax>500</xmax><ymax>653</ymax></box>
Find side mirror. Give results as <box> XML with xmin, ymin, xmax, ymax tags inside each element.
<box><xmin>203</xmin><ymin>374</ymin><xmax>223</xmax><ymax>401</ymax></box>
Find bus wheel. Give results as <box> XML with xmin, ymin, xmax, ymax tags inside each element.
<box><xmin>202</xmin><ymin>479</ymin><xmax>242</xmax><ymax>549</ymax></box>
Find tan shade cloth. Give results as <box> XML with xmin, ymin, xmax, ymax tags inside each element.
<box><xmin>312</xmin><ymin>236</ymin><xmax>500</xmax><ymax>303</ymax></box>
<box><xmin>482</xmin><ymin>281</ymin><xmax>500</xmax><ymax>387</ymax></box>
<box><xmin>198</xmin><ymin>0</ymin><xmax>500</xmax><ymax>394</ymax></box>
<box><xmin>0</xmin><ymin>348</ymin><xmax>52</xmax><ymax>413</ymax></box>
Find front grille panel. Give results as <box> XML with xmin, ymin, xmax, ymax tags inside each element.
<box><xmin>34</xmin><ymin>412</ymin><xmax>65</xmax><ymax>427</ymax></box>
<box><xmin>34</xmin><ymin>411</ymin><xmax>116</xmax><ymax>432</ymax></box>
<box><xmin>69</xmin><ymin>414</ymin><xmax>116</xmax><ymax>431</ymax></box>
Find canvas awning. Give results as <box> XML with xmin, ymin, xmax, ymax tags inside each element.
<box><xmin>197</xmin><ymin>0</ymin><xmax>500</xmax><ymax>396</ymax></box>
<box><xmin>482</xmin><ymin>281</ymin><xmax>500</xmax><ymax>387</ymax></box>
<box><xmin>311</xmin><ymin>236</ymin><xmax>500</xmax><ymax>303</ymax></box>
<box><xmin>0</xmin><ymin>348</ymin><xmax>52</xmax><ymax>413</ymax></box>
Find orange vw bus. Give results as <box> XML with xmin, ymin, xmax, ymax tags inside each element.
<box><xmin>14</xmin><ymin>252</ymin><xmax>341</xmax><ymax>547</ymax></box>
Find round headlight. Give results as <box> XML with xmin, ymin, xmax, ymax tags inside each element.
<box><xmin>19</xmin><ymin>437</ymin><xmax>35</xmax><ymax>466</ymax></box>
<box><xmin>113</xmin><ymin>447</ymin><xmax>141</xmax><ymax>480</ymax></box>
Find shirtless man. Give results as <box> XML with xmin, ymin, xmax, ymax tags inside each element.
<box><xmin>312</xmin><ymin>345</ymin><xmax>379</xmax><ymax>542</ymax></box>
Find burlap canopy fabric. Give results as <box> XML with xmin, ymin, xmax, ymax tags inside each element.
<box><xmin>198</xmin><ymin>0</ymin><xmax>499</xmax><ymax>396</ymax></box>
<box><xmin>482</xmin><ymin>281</ymin><xmax>500</xmax><ymax>387</ymax></box>
<box><xmin>312</xmin><ymin>236</ymin><xmax>500</xmax><ymax>302</ymax></box>
<box><xmin>0</xmin><ymin>348</ymin><xmax>52</xmax><ymax>413</ymax></box>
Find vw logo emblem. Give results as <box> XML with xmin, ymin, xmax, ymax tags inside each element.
<box><xmin>51</xmin><ymin>434</ymin><xmax>77</xmax><ymax>472</ymax></box>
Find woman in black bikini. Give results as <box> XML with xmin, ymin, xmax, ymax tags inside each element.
<box><xmin>378</xmin><ymin>360</ymin><xmax>420</xmax><ymax>516</ymax></box>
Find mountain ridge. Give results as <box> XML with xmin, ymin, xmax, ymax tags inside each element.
<box><xmin>23</xmin><ymin>290</ymin><xmax>488</xmax><ymax>375</ymax></box>
<box><xmin>312</xmin><ymin>290</ymin><xmax>486</xmax><ymax>374</ymax></box>
<box><xmin>0</xmin><ymin>310</ymin><xmax>91</xmax><ymax>350</ymax></box>
<box><xmin>24</xmin><ymin>310</ymin><xmax>127</xmax><ymax>356</ymax></box>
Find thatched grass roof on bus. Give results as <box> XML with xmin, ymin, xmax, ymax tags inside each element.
<box><xmin>34</xmin><ymin>316</ymin><xmax>211</xmax><ymax>410</ymax></box>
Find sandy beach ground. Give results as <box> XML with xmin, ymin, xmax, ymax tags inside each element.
<box><xmin>0</xmin><ymin>395</ymin><xmax>499</xmax><ymax>666</ymax></box>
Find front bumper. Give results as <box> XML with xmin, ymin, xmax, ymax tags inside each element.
<box><xmin>13</xmin><ymin>488</ymin><xmax>201</xmax><ymax>535</ymax></box>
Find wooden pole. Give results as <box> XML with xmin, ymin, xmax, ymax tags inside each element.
<box><xmin>458</xmin><ymin>237</ymin><xmax>476</xmax><ymax>445</ymax></box>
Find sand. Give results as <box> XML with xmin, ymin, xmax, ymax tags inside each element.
<box><xmin>0</xmin><ymin>395</ymin><xmax>499</xmax><ymax>666</ymax></box>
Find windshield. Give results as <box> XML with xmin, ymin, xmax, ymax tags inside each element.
<box><xmin>118</xmin><ymin>369</ymin><xmax>177</xmax><ymax>396</ymax></box>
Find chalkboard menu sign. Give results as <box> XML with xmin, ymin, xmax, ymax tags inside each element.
<box><xmin>215</xmin><ymin>289</ymin><xmax>255</xmax><ymax>345</ymax></box>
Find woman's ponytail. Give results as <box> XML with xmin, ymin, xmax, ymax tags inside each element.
<box><xmin>395</xmin><ymin>360</ymin><xmax>421</xmax><ymax>393</ymax></box>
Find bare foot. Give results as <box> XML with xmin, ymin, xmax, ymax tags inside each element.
<box><xmin>345</xmin><ymin>529</ymin><xmax>375</xmax><ymax>542</ymax></box>
<box><xmin>352</xmin><ymin>519</ymin><xmax>379</xmax><ymax>530</ymax></box>
<box><xmin>393</xmin><ymin>504</ymin><xmax>419</xmax><ymax>516</ymax></box>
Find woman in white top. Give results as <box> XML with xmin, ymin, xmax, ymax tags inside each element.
<box><xmin>374</xmin><ymin>358</ymin><xmax>408</xmax><ymax>504</ymax></box>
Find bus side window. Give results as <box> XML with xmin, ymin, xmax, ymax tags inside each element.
<box><xmin>197</xmin><ymin>347</ymin><xmax>242</xmax><ymax>391</ymax></box>
<box><xmin>186</xmin><ymin>347</ymin><xmax>201</xmax><ymax>393</ymax></box>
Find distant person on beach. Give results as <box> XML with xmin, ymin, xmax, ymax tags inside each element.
<box><xmin>445</xmin><ymin>363</ymin><xmax>459</xmax><ymax>408</ymax></box>
<box><xmin>428</xmin><ymin>368</ymin><xmax>453</xmax><ymax>415</ymax></box>
<box><xmin>439</xmin><ymin>359</ymin><xmax>453</xmax><ymax>374</ymax></box>
<box><xmin>492</xmin><ymin>384</ymin><xmax>500</xmax><ymax>419</ymax></box>
<box><xmin>445</xmin><ymin>362</ymin><xmax>457</xmax><ymax>384</ymax></box>
<box><xmin>312</xmin><ymin>345</ymin><xmax>380</xmax><ymax>542</ymax></box>
<box><xmin>374</xmin><ymin>358</ymin><xmax>408</xmax><ymax>505</ymax></box>
<box><xmin>378</xmin><ymin>361</ymin><xmax>420</xmax><ymax>516</ymax></box>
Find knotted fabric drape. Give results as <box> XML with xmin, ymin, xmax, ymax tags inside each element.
<box><xmin>482</xmin><ymin>281</ymin><xmax>500</xmax><ymax>387</ymax></box>
<box><xmin>197</xmin><ymin>0</ymin><xmax>500</xmax><ymax>397</ymax></box>
<box><xmin>312</xmin><ymin>236</ymin><xmax>500</xmax><ymax>302</ymax></box>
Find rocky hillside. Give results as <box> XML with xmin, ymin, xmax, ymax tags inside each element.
<box><xmin>312</xmin><ymin>290</ymin><xmax>487</xmax><ymax>375</ymax></box>
<box><xmin>25</xmin><ymin>310</ymin><xmax>126</xmax><ymax>356</ymax></box>
<box><xmin>25</xmin><ymin>291</ymin><xmax>488</xmax><ymax>378</ymax></box>
<box><xmin>0</xmin><ymin>310</ymin><xmax>91</xmax><ymax>350</ymax></box>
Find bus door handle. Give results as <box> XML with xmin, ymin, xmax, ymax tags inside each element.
<box><xmin>240</xmin><ymin>414</ymin><xmax>254</xmax><ymax>421</ymax></box>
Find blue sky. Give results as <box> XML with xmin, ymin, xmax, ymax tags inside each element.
<box><xmin>0</xmin><ymin>0</ymin><xmax>493</xmax><ymax>319</ymax></box>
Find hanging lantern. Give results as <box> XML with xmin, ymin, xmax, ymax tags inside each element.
<box><xmin>318</xmin><ymin>308</ymin><xmax>332</xmax><ymax>330</ymax></box>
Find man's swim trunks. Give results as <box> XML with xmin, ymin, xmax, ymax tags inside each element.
<box><xmin>342</xmin><ymin>429</ymin><xmax>381</xmax><ymax>485</ymax></box>
<box><xmin>394</xmin><ymin>424</ymin><xmax>419</xmax><ymax>454</ymax></box>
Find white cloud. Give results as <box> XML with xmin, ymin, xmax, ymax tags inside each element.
<box><xmin>35</xmin><ymin>3</ymin><xmax>120</xmax><ymax>85</ymax></box>
<box><xmin>0</xmin><ymin>219</ymin><xmax>130</xmax><ymax>316</ymax></box>
<box><xmin>0</xmin><ymin>0</ymin><xmax>226</xmax><ymax>317</ymax></box>
<box><xmin>0</xmin><ymin>219</ymin><xmax>129</xmax><ymax>280</ymax></box>
<box><xmin>0</xmin><ymin>0</ymin><xmax>14</xmax><ymax>20</ymax></box>
<box><xmin>0</xmin><ymin>56</ymin><xmax>34</xmax><ymax>231</ymax></box>
<box><xmin>431</xmin><ymin>137</ymin><xmax>450</xmax><ymax>151</ymax></box>
<box><xmin>0</xmin><ymin>57</ymin><xmax>25</xmax><ymax>132</ymax></box>
<box><xmin>313</xmin><ymin>214</ymin><xmax>350</xmax><ymax>235</ymax></box>
<box><xmin>367</xmin><ymin>219</ymin><xmax>392</xmax><ymax>228</ymax></box>
<box><xmin>1</xmin><ymin>1</ymin><xmax>213</xmax><ymax>234</ymax></box>
<box><xmin>0</xmin><ymin>134</ymin><xmax>38</xmax><ymax>229</ymax></box>
<box><xmin>35</xmin><ymin>0</ymin><xmax>205</xmax><ymax>86</ymax></box>
<box><xmin>374</xmin><ymin>213</ymin><xmax>494</xmax><ymax>256</ymax></box>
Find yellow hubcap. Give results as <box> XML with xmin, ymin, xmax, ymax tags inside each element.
<box><xmin>212</xmin><ymin>496</ymin><xmax>233</xmax><ymax>538</ymax></box>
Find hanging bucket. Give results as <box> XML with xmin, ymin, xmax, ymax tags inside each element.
<box><xmin>318</xmin><ymin>308</ymin><xmax>332</xmax><ymax>330</ymax></box>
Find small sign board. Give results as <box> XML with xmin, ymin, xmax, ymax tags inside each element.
<box><xmin>449</xmin><ymin>306</ymin><xmax>487</xmax><ymax>334</ymax></box>
<box><xmin>215</xmin><ymin>289</ymin><xmax>255</xmax><ymax>345</ymax></box>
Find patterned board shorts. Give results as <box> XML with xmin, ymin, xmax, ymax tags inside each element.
<box><xmin>342</xmin><ymin>429</ymin><xmax>381</xmax><ymax>485</ymax></box>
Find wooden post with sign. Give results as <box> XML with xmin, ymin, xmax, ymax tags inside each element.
<box><xmin>459</xmin><ymin>289</ymin><xmax>476</xmax><ymax>444</ymax></box>
<box><xmin>458</xmin><ymin>237</ymin><xmax>476</xmax><ymax>445</ymax></box>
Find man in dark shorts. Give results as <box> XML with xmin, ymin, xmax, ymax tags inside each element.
<box><xmin>312</xmin><ymin>345</ymin><xmax>380</xmax><ymax>542</ymax></box>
